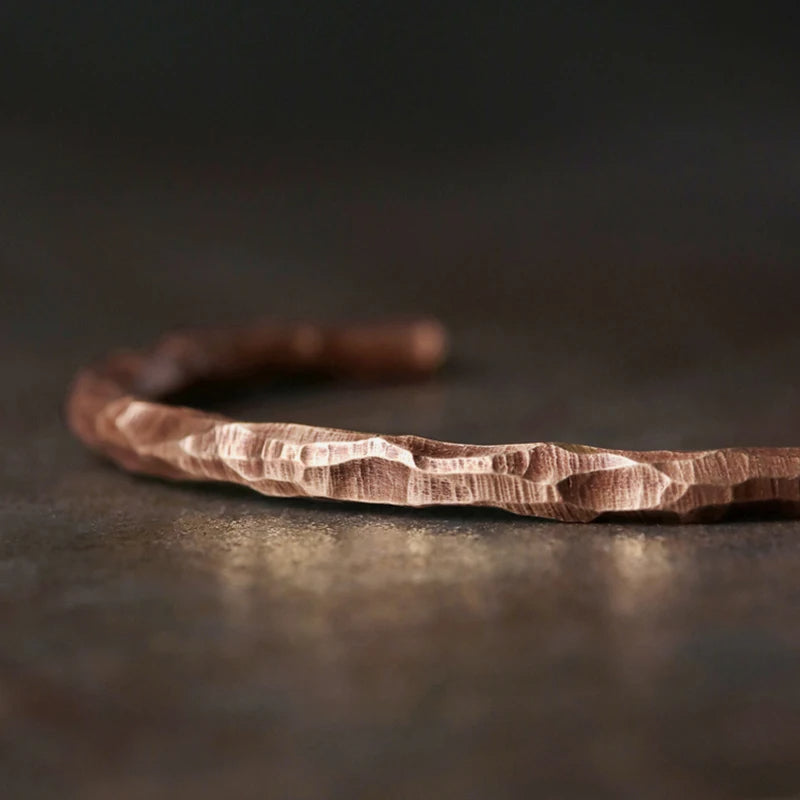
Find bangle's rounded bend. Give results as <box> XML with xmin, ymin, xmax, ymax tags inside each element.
<box><xmin>66</xmin><ymin>319</ymin><xmax>800</xmax><ymax>523</ymax></box>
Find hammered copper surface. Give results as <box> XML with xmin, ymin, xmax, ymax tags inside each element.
<box><xmin>67</xmin><ymin>320</ymin><xmax>800</xmax><ymax>523</ymax></box>
<box><xmin>4</xmin><ymin>126</ymin><xmax>800</xmax><ymax>799</ymax></box>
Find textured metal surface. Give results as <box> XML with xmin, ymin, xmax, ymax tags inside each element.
<box><xmin>68</xmin><ymin>321</ymin><xmax>800</xmax><ymax>522</ymax></box>
<box><xmin>4</xmin><ymin>125</ymin><xmax>800</xmax><ymax>798</ymax></box>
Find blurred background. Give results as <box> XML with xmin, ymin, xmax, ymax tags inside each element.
<box><xmin>2</xmin><ymin>1</ymin><xmax>799</xmax><ymax>358</ymax></box>
<box><xmin>4</xmin><ymin>3</ymin><xmax>800</xmax><ymax>798</ymax></box>
<box><xmin>1</xmin><ymin>1</ymin><xmax>798</xmax><ymax>146</ymax></box>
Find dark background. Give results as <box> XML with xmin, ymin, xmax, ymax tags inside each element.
<box><xmin>2</xmin><ymin>2</ymin><xmax>800</xmax><ymax>353</ymax></box>
<box><xmin>3</xmin><ymin>4</ymin><xmax>800</xmax><ymax>798</ymax></box>
<box><xmin>1</xmin><ymin>1</ymin><xmax>798</xmax><ymax>147</ymax></box>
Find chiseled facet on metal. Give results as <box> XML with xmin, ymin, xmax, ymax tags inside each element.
<box><xmin>67</xmin><ymin>320</ymin><xmax>800</xmax><ymax>522</ymax></box>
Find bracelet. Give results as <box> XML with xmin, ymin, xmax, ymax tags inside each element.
<box><xmin>66</xmin><ymin>319</ymin><xmax>800</xmax><ymax>523</ymax></box>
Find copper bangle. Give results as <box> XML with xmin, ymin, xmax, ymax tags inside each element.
<box><xmin>66</xmin><ymin>319</ymin><xmax>800</xmax><ymax>522</ymax></box>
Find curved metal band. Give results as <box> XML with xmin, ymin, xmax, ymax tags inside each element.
<box><xmin>66</xmin><ymin>319</ymin><xmax>800</xmax><ymax>522</ymax></box>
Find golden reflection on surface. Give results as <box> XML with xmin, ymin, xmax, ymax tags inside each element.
<box><xmin>173</xmin><ymin>508</ymin><xmax>569</xmax><ymax>626</ymax></box>
<box><xmin>606</xmin><ymin>532</ymin><xmax>683</xmax><ymax>615</ymax></box>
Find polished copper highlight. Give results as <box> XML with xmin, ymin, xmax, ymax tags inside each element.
<box><xmin>66</xmin><ymin>320</ymin><xmax>800</xmax><ymax>522</ymax></box>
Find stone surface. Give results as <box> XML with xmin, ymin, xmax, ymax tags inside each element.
<box><xmin>4</xmin><ymin>124</ymin><xmax>800</xmax><ymax>798</ymax></box>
